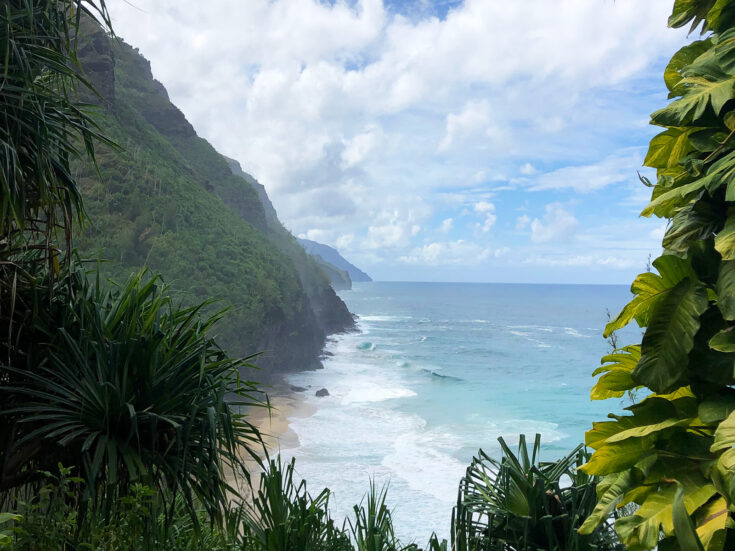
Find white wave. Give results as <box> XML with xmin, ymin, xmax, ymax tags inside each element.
<box><xmin>382</xmin><ymin>428</ymin><xmax>465</xmax><ymax>503</ymax></box>
<box><xmin>508</xmin><ymin>324</ymin><xmax>554</xmax><ymax>333</ymax></box>
<box><xmin>360</xmin><ymin>315</ymin><xmax>412</xmax><ymax>322</ymax></box>
<box><xmin>564</xmin><ymin>327</ymin><xmax>590</xmax><ymax>338</ymax></box>
<box><xmin>509</xmin><ymin>329</ymin><xmax>550</xmax><ymax>348</ymax></box>
<box><xmin>342</xmin><ymin>384</ymin><xmax>417</xmax><ymax>404</ymax></box>
<box><xmin>482</xmin><ymin>419</ymin><xmax>567</xmax><ymax>446</ymax></box>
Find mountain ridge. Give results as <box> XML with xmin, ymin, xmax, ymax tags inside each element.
<box><xmin>75</xmin><ymin>21</ymin><xmax>354</xmax><ymax>380</ymax></box>
<box><xmin>298</xmin><ymin>238</ymin><xmax>372</xmax><ymax>283</ymax></box>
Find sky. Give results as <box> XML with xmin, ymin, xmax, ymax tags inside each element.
<box><xmin>105</xmin><ymin>0</ymin><xmax>694</xmax><ymax>284</ymax></box>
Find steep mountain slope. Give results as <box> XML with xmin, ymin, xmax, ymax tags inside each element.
<box><xmin>74</xmin><ymin>23</ymin><xmax>354</xmax><ymax>379</ymax></box>
<box><xmin>298</xmin><ymin>239</ymin><xmax>372</xmax><ymax>282</ymax></box>
<box><xmin>310</xmin><ymin>256</ymin><xmax>352</xmax><ymax>291</ymax></box>
<box><xmin>225</xmin><ymin>158</ymin><xmax>352</xmax><ymax>291</ymax></box>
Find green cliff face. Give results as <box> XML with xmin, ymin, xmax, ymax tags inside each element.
<box><xmin>74</xmin><ymin>22</ymin><xmax>354</xmax><ymax>379</ymax></box>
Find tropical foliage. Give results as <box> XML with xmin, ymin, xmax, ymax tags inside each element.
<box><xmin>240</xmin><ymin>456</ymin><xmax>351</xmax><ymax>551</ymax></box>
<box><xmin>1</xmin><ymin>264</ymin><xmax>263</xmax><ymax>519</ymax></box>
<box><xmin>0</xmin><ymin>0</ymin><xmax>264</xmax><ymax>538</ymax></box>
<box><xmin>452</xmin><ymin>435</ymin><xmax>620</xmax><ymax>551</ymax></box>
<box><xmin>10</xmin><ymin>0</ymin><xmax>735</xmax><ymax>550</ymax></box>
<box><xmin>580</xmin><ymin>1</ymin><xmax>735</xmax><ymax>549</ymax></box>
<box><xmin>0</xmin><ymin>436</ymin><xmax>614</xmax><ymax>551</ymax></box>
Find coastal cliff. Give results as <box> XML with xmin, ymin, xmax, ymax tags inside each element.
<box><xmin>75</xmin><ymin>22</ymin><xmax>354</xmax><ymax>380</ymax></box>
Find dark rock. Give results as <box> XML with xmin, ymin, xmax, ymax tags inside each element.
<box><xmin>290</xmin><ymin>385</ymin><xmax>307</xmax><ymax>393</ymax></box>
<box><xmin>315</xmin><ymin>388</ymin><xmax>330</xmax><ymax>397</ymax></box>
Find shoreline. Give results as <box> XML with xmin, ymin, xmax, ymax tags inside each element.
<box><xmin>250</xmin><ymin>388</ymin><xmax>315</xmax><ymax>455</ymax></box>
<box><xmin>229</xmin><ymin>385</ymin><xmax>316</xmax><ymax>495</ymax></box>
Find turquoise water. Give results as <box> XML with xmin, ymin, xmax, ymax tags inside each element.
<box><xmin>283</xmin><ymin>282</ymin><xmax>636</xmax><ymax>544</ymax></box>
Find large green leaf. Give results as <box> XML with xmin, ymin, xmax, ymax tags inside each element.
<box><xmin>579</xmin><ymin>455</ymin><xmax>657</xmax><ymax>536</ymax></box>
<box><xmin>699</xmin><ymin>389</ymin><xmax>735</xmax><ymax>422</ymax></box>
<box><xmin>652</xmin><ymin>76</ymin><xmax>735</xmax><ymax>126</ymax></box>
<box><xmin>605</xmin><ymin>255</ymin><xmax>698</xmax><ymax>336</ymax></box>
<box><xmin>712</xmin><ymin>409</ymin><xmax>735</xmax><ymax>451</ymax></box>
<box><xmin>580</xmin><ymin>438</ymin><xmax>655</xmax><ymax>476</ymax></box>
<box><xmin>590</xmin><ymin>371</ymin><xmax>636</xmax><ymax>400</ymax></box>
<box><xmin>707</xmin><ymin>0</ymin><xmax>735</xmax><ymax>32</ymax></box>
<box><xmin>715</xmin><ymin>213</ymin><xmax>735</xmax><ymax>260</ymax></box>
<box><xmin>633</xmin><ymin>278</ymin><xmax>709</xmax><ymax>393</ymax></box>
<box><xmin>665</xmin><ymin>40</ymin><xmax>714</xmax><ymax>92</ymax></box>
<box><xmin>672</xmin><ymin>484</ymin><xmax>707</xmax><ymax>551</ymax></box>
<box><xmin>641</xmin><ymin>179</ymin><xmax>704</xmax><ymax>218</ymax></box>
<box><xmin>713</xmin><ymin>449</ymin><xmax>735</xmax><ymax>505</ymax></box>
<box><xmin>714</xmin><ymin>27</ymin><xmax>735</xmax><ymax>74</ymax></box>
<box><xmin>616</xmin><ymin>476</ymin><xmax>715</xmax><ymax>548</ymax></box>
<box><xmin>604</xmin><ymin>417</ymin><xmax>694</xmax><ymax>443</ymax></box>
<box><xmin>591</xmin><ymin>346</ymin><xmax>641</xmax><ymax>399</ymax></box>
<box><xmin>695</xmin><ymin>497</ymin><xmax>729</xmax><ymax>551</ymax></box>
<box><xmin>709</xmin><ymin>326</ymin><xmax>735</xmax><ymax>352</ymax></box>
<box><xmin>663</xmin><ymin>200</ymin><xmax>720</xmax><ymax>255</ymax></box>
<box><xmin>716</xmin><ymin>260</ymin><xmax>735</xmax><ymax>319</ymax></box>
<box><xmin>645</xmin><ymin>127</ymin><xmax>697</xmax><ymax>168</ymax></box>
<box><xmin>668</xmin><ymin>0</ymin><xmax>717</xmax><ymax>30</ymax></box>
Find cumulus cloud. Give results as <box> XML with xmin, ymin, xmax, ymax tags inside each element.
<box><xmin>342</xmin><ymin>125</ymin><xmax>382</xmax><ymax>168</ymax></box>
<box><xmin>104</xmin><ymin>0</ymin><xmax>687</xmax><ymax>279</ymax></box>
<box><xmin>438</xmin><ymin>100</ymin><xmax>492</xmax><ymax>152</ymax></box>
<box><xmin>516</xmin><ymin>214</ymin><xmax>531</xmax><ymax>230</ymax></box>
<box><xmin>530</xmin><ymin>203</ymin><xmax>579</xmax><ymax>243</ymax></box>
<box><xmin>398</xmin><ymin>240</ymin><xmax>491</xmax><ymax>265</ymax></box>
<box><xmin>473</xmin><ymin>200</ymin><xmax>497</xmax><ymax>233</ymax></box>
<box><xmin>440</xmin><ymin>217</ymin><xmax>454</xmax><ymax>233</ymax></box>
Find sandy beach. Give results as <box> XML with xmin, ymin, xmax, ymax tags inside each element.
<box><xmin>249</xmin><ymin>390</ymin><xmax>315</xmax><ymax>454</ymax></box>
<box><xmin>228</xmin><ymin>388</ymin><xmax>316</xmax><ymax>495</ymax></box>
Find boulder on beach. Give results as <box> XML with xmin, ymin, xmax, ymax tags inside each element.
<box><xmin>290</xmin><ymin>385</ymin><xmax>308</xmax><ymax>392</ymax></box>
<box><xmin>315</xmin><ymin>388</ymin><xmax>330</xmax><ymax>397</ymax></box>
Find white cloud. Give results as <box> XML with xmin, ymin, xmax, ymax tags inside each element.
<box><xmin>342</xmin><ymin>125</ymin><xmax>382</xmax><ymax>168</ymax></box>
<box><xmin>473</xmin><ymin>200</ymin><xmax>497</xmax><ymax>232</ymax></box>
<box><xmin>336</xmin><ymin>233</ymin><xmax>354</xmax><ymax>249</ymax></box>
<box><xmin>529</xmin><ymin>150</ymin><xmax>643</xmax><ymax>193</ymax></box>
<box><xmin>398</xmin><ymin>240</ymin><xmax>491</xmax><ymax>265</ymax></box>
<box><xmin>516</xmin><ymin>214</ymin><xmax>531</xmax><ymax>230</ymax></box>
<box><xmin>520</xmin><ymin>163</ymin><xmax>536</xmax><ymax>176</ymax></box>
<box><xmin>104</xmin><ymin>0</ymin><xmax>689</xmax><ymax>281</ymax></box>
<box><xmin>530</xmin><ymin>203</ymin><xmax>578</xmax><ymax>243</ymax></box>
<box><xmin>440</xmin><ymin>217</ymin><xmax>454</xmax><ymax>233</ymax></box>
<box><xmin>438</xmin><ymin>100</ymin><xmax>492</xmax><ymax>152</ymax></box>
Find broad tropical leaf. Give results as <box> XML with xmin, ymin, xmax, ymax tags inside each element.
<box><xmin>633</xmin><ymin>278</ymin><xmax>708</xmax><ymax>393</ymax></box>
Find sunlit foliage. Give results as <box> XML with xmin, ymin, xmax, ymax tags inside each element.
<box><xmin>581</xmin><ymin>1</ymin><xmax>735</xmax><ymax>549</ymax></box>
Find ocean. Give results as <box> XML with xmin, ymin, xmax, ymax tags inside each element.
<box><xmin>282</xmin><ymin>281</ymin><xmax>637</xmax><ymax>544</ymax></box>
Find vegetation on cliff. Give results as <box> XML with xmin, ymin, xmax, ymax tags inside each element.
<box><xmin>73</xmin><ymin>21</ymin><xmax>353</xmax><ymax>375</ymax></box>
